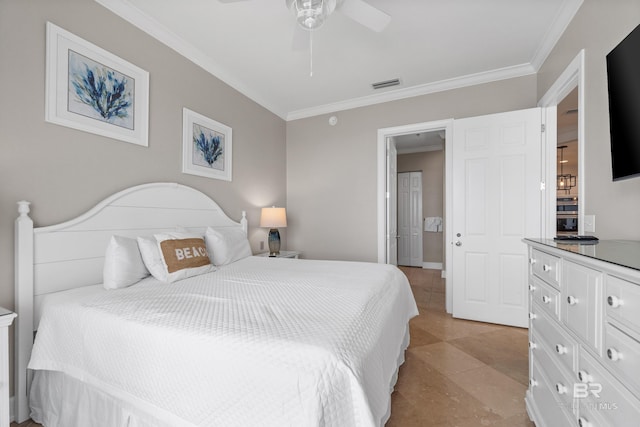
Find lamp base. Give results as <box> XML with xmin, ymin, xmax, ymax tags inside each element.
<box><xmin>268</xmin><ymin>228</ymin><xmax>281</xmax><ymax>256</ymax></box>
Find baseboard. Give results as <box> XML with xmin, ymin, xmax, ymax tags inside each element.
<box><xmin>422</xmin><ymin>262</ymin><xmax>443</xmax><ymax>270</ymax></box>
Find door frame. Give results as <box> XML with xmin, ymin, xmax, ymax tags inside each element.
<box><xmin>377</xmin><ymin>119</ymin><xmax>454</xmax><ymax>311</ymax></box>
<box><xmin>538</xmin><ymin>49</ymin><xmax>586</xmax><ymax>237</ymax></box>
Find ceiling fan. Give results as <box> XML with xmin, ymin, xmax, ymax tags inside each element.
<box><xmin>219</xmin><ymin>0</ymin><xmax>390</xmax><ymax>74</ymax></box>
<box><xmin>219</xmin><ymin>0</ymin><xmax>391</xmax><ymax>34</ymax></box>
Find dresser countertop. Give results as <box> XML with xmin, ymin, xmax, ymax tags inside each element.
<box><xmin>524</xmin><ymin>238</ymin><xmax>640</xmax><ymax>272</ymax></box>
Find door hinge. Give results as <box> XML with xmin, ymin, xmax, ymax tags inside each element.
<box><xmin>386</xmin><ymin>191</ymin><xmax>390</xmax><ymax>199</ymax></box>
<box><xmin>540</xmin><ymin>181</ymin><xmax>546</xmax><ymax>191</ymax></box>
<box><xmin>541</xmin><ymin>124</ymin><xmax>546</xmax><ymax>133</ymax></box>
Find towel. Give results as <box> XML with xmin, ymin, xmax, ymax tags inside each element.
<box><xmin>424</xmin><ymin>217</ymin><xmax>442</xmax><ymax>232</ymax></box>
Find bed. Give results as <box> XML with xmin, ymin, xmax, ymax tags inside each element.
<box><xmin>14</xmin><ymin>182</ymin><xmax>418</xmax><ymax>427</ymax></box>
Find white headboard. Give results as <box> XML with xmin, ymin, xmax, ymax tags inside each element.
<box><xmin>13</xmin><ymin>182</ymin><xmax>247</xmax><ymax>422</ymax></box>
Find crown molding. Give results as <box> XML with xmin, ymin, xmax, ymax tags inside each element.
<box><xmin>286</xmin><ymin>63</ymin><xmax>536</xmax><ymax>121</ymax></box>
<box><xmin>529</xmin><ymin>0</ymin><xmax>584</xmax><ymax>71</ymax></box>
<box><xmin>95</xmin><ymin>0</ymin><xmax>581</xmax><ymax>122</ymax></box>
<box><xmin>94</xmin><ymin>0</ymin><xmax>289</xmax><ymax>119</ymax></box>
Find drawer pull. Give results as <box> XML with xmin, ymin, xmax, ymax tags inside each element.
<box><xmin>529</xmin><ymin>258</ymin><xmax>537</xmax><ymax>265</ymax></box>
<box><xmin>577</xmin><ymin>370</ymin><xmax>592</xmax><ymax>383</ymax></box>
<box><xmin>555</xmin><ymin>344</ymin><xmax>568</xmax><ymax>355</ymax></box>
<box><xmin>529</xmin><ymin>341</ymin><xmax>537</xmax><ymax>349</ymax></box>
<box><xmin>529</xmin><ymin>378</ymin><xmax>538</xmax><ymax>387</ymax></box>
<box><xmin>578</xmin><ymin>417</ymin><xmax>592</xmax><ymax>427</ymax></box>
<box><xmin>528</xmin><ymin>284</ymin><xmax>536</xmax><ymax>292</ymax></box>
<box><xmin>607</xmin><ymin>347</ymin><xmax>621</xmax><ymax>362</ymax></box>
<box><xmin>607</xmin><ymin>295</ymin><xmax>622</xmax><ymax>308</ymax></box>
<box><xmin>541</xmin><ymin>295</ymin><xmax>551</xmax><ymax>304</ymax></box>
<box><xmin>543</xmin><ymin>264</ymin><xmax>552</xmax><ymax>272</ymax></box>
<box><xmin>567</xmin><ymin>295</ymin><xmax>578</xmax><ymax>305</ymax></box>
<box><xmin>555</xmin><ymin>383</ymin><xmax>567</xmax><ymax>394</ymax></box>
<box><xmin>529</xmin><ymin>312</ymin><xmax>537</xmax><ymax>320</ymax></box>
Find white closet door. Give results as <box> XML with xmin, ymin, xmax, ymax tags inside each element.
<box><xmin>452</xmin><ymin>107</ymin><xmax>542</xmax><ymax>327</ymax></box>
<box><xmin>386</xmin><ymin>139</ymin><xmax>398</xmax><ymax>266</ymax></box>
<box><xmin>398</xmin><ymin>171</ymin><xmax>423</xmax><ymax>267</ymax></box>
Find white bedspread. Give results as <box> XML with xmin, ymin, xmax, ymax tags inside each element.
<box><xmin>29</xmin><ymin>257</ymin><xmax>418</xmax><ymax>427</ymax></box>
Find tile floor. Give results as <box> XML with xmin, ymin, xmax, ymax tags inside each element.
<box><xmin>386</xmin><ymin>266</ymin><xmax>534</xmax><ymax>427</ymax></box>
<box><xmin>12</xmin><ymin>267</ymin><xmax>534</xmax><ymax>427</ymax></box>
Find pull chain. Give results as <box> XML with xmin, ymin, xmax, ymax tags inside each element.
<box><xmin>309</xmin><ymin>30</ymin><xmax>313</xmax><ymax>77</ymax></box>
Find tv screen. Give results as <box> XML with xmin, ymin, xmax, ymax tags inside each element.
<box><xmin>607</xmin><ymin>24</ymin><xmax>640</xmax><ymax>181</ymax></box>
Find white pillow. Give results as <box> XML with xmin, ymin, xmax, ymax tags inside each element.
<box><xmin>103</xmin><ymin>235</ymin><xmax>150</xmax><ymax>290</ymax></box>
<box><xmin>205</xmin><ymin>227</ymin><xmax>252</xmax><ymax>266</ymax></box>
<box><xmin>139</xmin><ymin>233</ymin><xmax>216</xmax><ymax>283</ymax></box>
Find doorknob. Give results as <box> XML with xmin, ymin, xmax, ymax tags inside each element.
<box><xmin>455</xmin><ymin>241</ymin><xmax>462</xmax><ymax>247</ymax></box>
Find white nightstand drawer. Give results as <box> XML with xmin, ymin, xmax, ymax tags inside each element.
<box><xmin>532</xmin><ymin>304</ymin><xmax>578</xmax><ymax>373</ymax></box>
<box><xmin>606</xmin><ymin>275</ymin><xmax>640</xmax><ymax>335</ymax></box>
<box><xmin>602</xmin><ymin>323</ymin><xmax>640</xmax><ymax>398</ymax></box>
<box><xmin>578</xmin><ymin>349</ymin><xmax>640</xmax><ymax>426</ymax></box>
<box><xmin>531</xmin><ymin>248</ymin><xmax>561</xmax><ymax>289</ymax></box>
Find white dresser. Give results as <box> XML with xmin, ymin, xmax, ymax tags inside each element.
<box><xmin>524</xmin><ymin>239</ymin><xmax>640</xmax><ymax>427</ymax></box>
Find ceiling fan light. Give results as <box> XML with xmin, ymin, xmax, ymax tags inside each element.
<box><xmin>288</xmin><ymin>0</ymin><xmax>335</xmax><ymax>31</ymax></box>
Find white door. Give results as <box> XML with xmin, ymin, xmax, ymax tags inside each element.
<box><xmin>386</xmin><ymin>139</ymin><xmax>398</xmax><ymax>265</ymax></box>
<box><xmin>398</xmin><ymin>172</ymin><xmax>423</xmax><ymax>267</ymax></box>
<box><xmin>452</xmin><ymin>108</ymin><xmax>542</xmax><ymax>327</ymax></box>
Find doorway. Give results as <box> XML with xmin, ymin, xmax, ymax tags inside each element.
<box><xmin>377</xmin><ymin>119</ymin><xmax>453</xmax><ymax>310</ymax></box>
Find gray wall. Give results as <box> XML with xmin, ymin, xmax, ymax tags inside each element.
<box><xmin>286</xmin><ymin>75</ymin><xmax>538</xmax><ymax>261</ymax></box>
<box><xmin>538</xmin><ymin>0</ymin><xmax>640</xmax><ymax>239</ymax></box>
<box><xmin>0</xmin><ymin>0</ymin><xmax>287</xmax><ymax>319</ymax></box>
<box><xmin>398</xmin><ymin>150</ymin><xmax>444</xmax><ymax>265</ymax></box>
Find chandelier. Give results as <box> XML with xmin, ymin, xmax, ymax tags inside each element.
<box><xmin>557</xmin><ymin>145</ymin><xmax>576</xmax><ymax>193</ymax></box>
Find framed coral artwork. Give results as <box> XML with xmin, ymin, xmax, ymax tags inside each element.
<box><xmin>45</xmin><ymin>22</ymin><xmax>149</xmax><ymax>146</ymax></box>
<box><xmin>182</xmin><ymin>108</ymin><xmax>232</xmax><ymax>181</ymax></box>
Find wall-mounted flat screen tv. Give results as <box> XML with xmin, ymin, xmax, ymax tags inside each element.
<box><xmin>607</xmin><ymin>23</ymin><xmax>640</xmax><ymax>181</ymax></box>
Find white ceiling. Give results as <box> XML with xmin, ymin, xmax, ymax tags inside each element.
<box><xmin>96</xmin><ymin>0</ymin><xmax>583</xmax><ymax>121</ymax></box>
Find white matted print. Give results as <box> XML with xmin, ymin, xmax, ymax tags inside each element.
<box><xmin>45</xmin><ymin>22</ymin><xmax>149</xmax><ymax>146</ymax></box>
<box><xmin>182</xmin><ymin>108</ymin><xmax>232</xmax><ymax>181</ymax></box>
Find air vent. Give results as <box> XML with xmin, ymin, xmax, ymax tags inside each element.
<box><xmin>372</xmin><ymin>78</ymin><xmax>400</xmax><ymax>90</ymax></box>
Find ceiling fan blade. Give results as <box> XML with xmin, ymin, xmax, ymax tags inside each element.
<box><xmin>339</xmin><ymin>0</ymin><xmax>391</xmax><ymax>32</ymax></box>
<box><xmin>291</xmin><ymin>25</ymin><xmax>310</xmax><ymax>51</ymax></box>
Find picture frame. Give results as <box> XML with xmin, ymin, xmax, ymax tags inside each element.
<box><xmin>45</xmin><ymin>22</ymin><xmax>149</xmax><ymax>147</ymax></box>
<box><xmin>182</xmin><ymin>108</ymin><xmax>232</xmax><ymax>181</ymax></box>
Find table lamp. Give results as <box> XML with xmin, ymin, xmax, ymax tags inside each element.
<box><xmin>260</xmin><ymin>207</ymin><xmax>287</xmax><ymax>256</ymax></box>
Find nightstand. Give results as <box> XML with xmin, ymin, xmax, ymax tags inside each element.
<box><xmin>256</xmin><ymin>250</ymin><xmax>301</xmax><ymax>259</ymax></box>
<box><xmin>0</xmin><ymin>308</ymin><xmax>15</xmax><ymax>427</ymax></box>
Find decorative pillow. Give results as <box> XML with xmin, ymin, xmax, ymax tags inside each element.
<box><xmin>205</xmin><ymin>227</ymin><xmax>252</xmax><ymax>266</ymax></box>
<box><xmin>140</xmin><ymin>233</ymin><xmax>216</xmax><ymax>283</ymax></box>
<box><xmin>103</xmin><ymin>235</ymin><xmax>150</xmax><ymax>290</ymax></box>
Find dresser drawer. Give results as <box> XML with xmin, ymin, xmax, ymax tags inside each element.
<box><xmin>606</xmin><ymin>275</ymin><xmax>640</xmax><ymax>335</ymax></box>
<box><xmin>530</xmin><ymin>276</ymin><xmax>560</xmax><ymax>320</ymax></box>
<box><xmin>562</xmin><ymin>260</ymin><xmax>603</xmax><ymax>352</ymax></box>
<box><xmin>531</xmin><ymin>304</ymin><xmax>577</xmax><ymax>373</ymax></box>
<box><xmin>602</xmin><ymin>323</ymin><xmax>640</xmax><ymax>398</ymax></box>
<box><xmin>578</xmin><ymin>349</ymin><xmax>640</xmax><ymax>426</ymax></box>
<box><xmin>530</xmin><ymin>330</ymin><xmax>575</xmax><ymax>414</ymax></box>
<box><xmin>530</xmin><ymin>248</ymin><xmax>561</xmax><ymax>289</ymax></box>
<box><xmin>529</xmin><ymin>359</ymin><xmax>575</xmax><ymax>427</ymax></box>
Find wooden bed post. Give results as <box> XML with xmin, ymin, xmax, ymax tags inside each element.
<box><xmin>14</xmin><ymin>201</ymin><xmax>33</xmax><ymax>423</ymax></box>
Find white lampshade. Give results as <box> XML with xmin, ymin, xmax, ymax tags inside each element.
<box><xmin>260</xmin><ymin>207</ymin><xmax>287</xmax><ymax>228</ymax></box>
